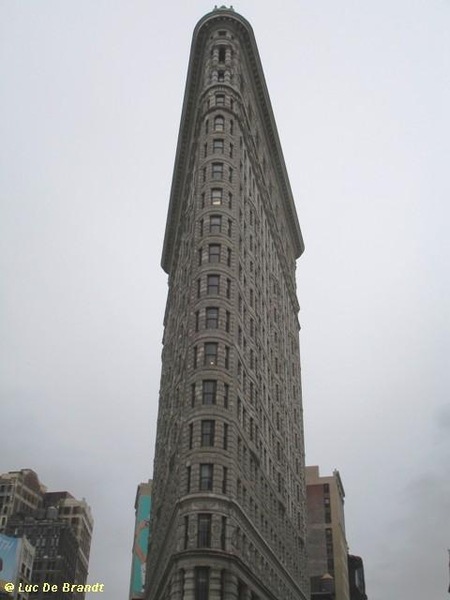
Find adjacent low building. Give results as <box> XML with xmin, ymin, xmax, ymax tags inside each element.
<box><xmin>305</xmin><ymin>466</ymin><xmax>349</xmax><ymax>600</ymax></box>
<box><xmin>129</xmin><ymin>481</ymin><xmax>152</xmax><ymax>600</ymax></box>
<box><xmin>0</xmin><ymin>470</ymin><xmax>93</xmax><ymax>600</ymax></box>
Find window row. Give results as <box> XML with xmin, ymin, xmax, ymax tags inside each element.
<box><xmin>201</xmin><ymin>188</ymin><xmax>232</xmax><ymax>209</ymax></box>
<box><xmin>186</xmin><ymin>463</ymin><xmax>228</xmax><ymax>494</ymax></box>
<box><xmin>199</xmin><ymin>214</ymin><xmax>232</xmax><ymax>237</ymax></box>
<box><xmin>197</xmin><ymin>274</ymin><xmax>232</xmax><ymax>299</ymax></box>
<box><xmin>183</xmin><ymin>514</ymin><xmax>227</xmax><ymax>551</ymax></box>
<box><xmin>191</xmin><ymin>379</ymin><xmax>229</xmax><ymax>407</ymax></box>
<box><xmin>208</xmin><ymin>93</ymin><xmax>234</xmax><ymax>110</ymax></box>
<box><xmin>187</xmin><ymin>419</ymin><xmax>228</xmax><ymax>449</ymax></box>
<box><xmin>202</xmin><ymin>162</ymin><xmax>233</xmax><ymax>183</ymax></box>
<box><xmin>205</xmin><ymin>115</ymin><xmax>234</xmax><ymax>135</ymax></box>
<box><xmin>198</xmin><ymin>244</ymin><xmax>232</xmax><ymax>267</ymax></box>
<box><xmin>203</xmin><ymin>139</ymin><xmax>233</xmax><ymax>157</ymax></box>
<box><xmin>193</xmin><ymin>343</ymin><xmax>230</xmax><ymax>369</ymax></box>
<box><xmin>195</xmin><ymin>308</ymin><xmax>231</xmax><ymax>333</ymax></box>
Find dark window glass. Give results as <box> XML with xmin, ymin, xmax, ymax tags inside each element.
<box><xmin>202</xmin><ymin>380</ymin><xmax>217</xmax><ymax>405</ymax></box>
<box><xmin>220</xmin><ymin>516</ymin><xmax>226</xmax><ymax>550</ymax></box>
<box><xmin>218</xmin><ymin>47</ymin><xmax>226</xmax><ymax>62</ymax></box>
<box><xmin>214</xmin><ymin>116</ymin><xmax>224</xmax><ymax>132</ymax></box>
<box><xmin>225</xmin><ymin>311</ymin><xmax>230</xmax><ymax>332</ymax></box>
<box><xmin>225</xmin><ymin>346</ymin><xmax>230</xmax><ymax>369</ymax></box>
<box><xmin>213</xmin><ymin>139</ymin><xmax>224</xmax><ymax>153</ymax></box>
<box><xmin>201</xmin><ymin>420</ymin><xmax>215</xmax><ymax>446</ymax></box>
<box><xmin>195</xmin><ymin>567</ymin><xmax>210</xmax><ymax>600</ymax></box>
<box><xmin>186</xmin><ymin>466</ymin><xmax>191</xmax><ymax>493</ymax></box>
<box><xmin>197</xmin><ymin>514</ymin><xmax>212</xmax><ymax>548</ymax></box>
<box><xmin>199</xmin><ymin>464</ymin><xmax>213</xmax><ymax>491</ymax></box>
<box><xmin>218</xmin><ymin>70</ymin><xmax>225</xmax><ymax>82</ymax></box>
<box><xmin>184</xmin><ymin>516</ymin><xmax>189</xmax><ymax>549</ymax></box>
<box><xmin>226</xmin><ymin>278</ymin><xmax>231</xmax><ymax>299</ymax></box>
<box><xmin>211</xmin><ymin>188</ymin><xmax>222</xmax><ymax>205</ymax></box>
<box><xmin>193</xmin><ymin>346</ymin><xmax>198</xmax><ymax>369</ymax></box>
<box><xmin>216</xmin><ymin>94</ymin><xmax>225</xmax><ymax>106</ymax></box>
<box><xmin>189</xmin><ymin>423</ymin><xmax>193</xmax><ymax>449</ymax></box>
<box><xmin>209</xmin><ymin>244</ymin><xmax>221</xmax><ymax>263</ymax></box>
<box><xmin>204</xmin><ymin>342</ymin><xmax>218</xmax><ymax>366</ymax></box>
<box><xmin>210</xmin><ymin>215</ymin><xmax>222</xmax><ymax>234</ymax></box>
<box><xmin>207</xmin><ymin>275</ymin><xmax>220</xmax><ymax>295</ymax></box>
<box><xmin>206</xmin><ymin>307</ymin><xmax>219</xmax><ymax>329</ymax></box>
<box><xmin>212</xmin><ymin>163</ymin><xmax>223</xmax><ymax>179</ymax></box>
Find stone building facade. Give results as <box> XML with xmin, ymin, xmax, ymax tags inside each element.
<box><xmin>306</xmin><ymin>467</ymin><xmax>350</xmax><ymax>600</ymax></box>
<box><xmin>146</xmin><ymin>7</ymin><xmax>308</xmax><ymax>600</ymax></box>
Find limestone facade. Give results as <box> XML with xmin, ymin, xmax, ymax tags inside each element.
<box><xmin>147</xmin><ymin>8</ymin><xmax>308</xmax><ymax>600</ymax></box>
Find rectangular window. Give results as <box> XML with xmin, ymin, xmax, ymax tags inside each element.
<box><xmin>193</xmin><ymin>346</ymin><xmax>198</xmax><ymax>369</ymax></box>
<box><xmin>204</xmin><ymin>342</ymin><xmax>218</xmax><ymax>366</ymax></box>
<box><xmin>184</xmin><ymin>516</ymin><xmax>189</xmax><ymax>549</ymax></box>
<box><xmin>198</xmin><ymin>248</ymin><xmax>202</xmax><ymax>266</ymax></box>
<box><xmin>226</xmin><ymin>248</ymin><xmax>231</xmax><ymax>267</ymax></box>
<box><xmin>195</xmin><ymin>567</ymin><xmax>210</xmax><ymax>600</ymax></box>
<box><xmin>211</xmin><ymin>188</ymin><xmax>222</xmax><ymax>205</ymax></box>
<box><xmin>215</xmin><ymin>94</ymin><xmax>225</xmax><ymax>106</ymax></box>
<box><xmin>228</xmin><ymin>166</ymin><xmax>233</xmax><ymax>182</ymax></box>
<box><xmin>227</xmin><ymin>219</ymin><xmax>232</xmax><ymax>237</ymax></box>
<box><xmin>213</xmin><ymin>139</ymin><xmax>224</xmax><ymax>153</ymax></box>
<box><xmin>207</xmin><ymin>275</ymin><xmax>220</xmax><ymax>295</ymax></box>
<box><xmin>210</xmin><ymin>215</ymin><xmax>222</xmax><ymax>234</ymax></box>
<box><xmin>224</xmin><ymin>383</ymin><xmax>229</xmax><ymax>408</ymax></box>
<box><xmin>191</xmin><ymin>383</ymin><xmax>196</xmax><ymax>407</ymax></box>
<box><xmin>206</xmin><ymin>307</ymin><xmax>219</xmax><ymax>329</ymax></box>
<box><xmin>195</xmin><ymin>311</ymin><xmax>199</xmax><ymax>332</ymax></box>
<box><xmin>230</xmin><ymin>119</ymin><xmax>234</xmax><ymax>134</ymax></box>
<box><xmin>197</xmin><ymin>514</ymin><xmax>212</xmax><ymax>548</ymax></box>
<box><xmin>225</xmin><ymin>311</ymin><xmax>230</xmax><ymax>332</ymax></box>
<box><xmin>187</xmin><ymin>466</ymin><xmax>191</xmax><ymax>493</ymax></box>
<box><xmin>209</xmin><ymin>244</ymin><xmax>221</xmax><ymax>263</ymax></box>
<box><xmin>212</xmin><ymin>162</ymin><xmax>223</xmax><ymax>179</ymax></box>
<box><xmin>230</xmin><ymin>143</ymin><xmax>233</xmax><ymax>158</ymax></box>
<box><xmin>202</xmin><ymin>380</ymin><xmax>217</xmax><ymax>405</ymax></box>
<box><xmin>201</xmin><ymin>420</ymin><xmax>215</xmax><ymax>446</ymax></box>
<box><xmin>199</xmin><ymin>464</ymin><xmax>213</xmax><ymax>491</ymax></box>
<box><xmin>228</xmin><ymin>192</ymin><xmax>233</xmax><ymax>208</ymax></box>
<box><xmin>189</xmin><ymin>423</ymin><xmax>193</xmax><ymax>450</ymax></box>
<box><xmin>214</xmin><ymin>116</ymin><xmax>224</xmax><ymax>132</ymax></box>
<box><xmin>221</xmin><ymin>516</ymin><xmax>226</xmax><ymax>550</ymax></box>
<box><xmin>223</xmin><ymin>423</ymin><xmax>228</xmax><ymax>450</ymax></box>
<box><xmin>226</xmin><ymin>278</ymin><xmax>231</xmax><ymax>299</ymax></box>
<box><xmin>225</xmin><ymin>346</ymin><xmax>230</xmax><ymax>369</ymax></box>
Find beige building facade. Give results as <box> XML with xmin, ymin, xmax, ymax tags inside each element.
<box><xmin>305</xmin><ymin>466</ymin><xmax>350</xmax><ymax>600</ymax></box>
<box><xmin>146</xmin><ymin>7</ymin><xmax>308</xmax><ymax>600</ymax></box>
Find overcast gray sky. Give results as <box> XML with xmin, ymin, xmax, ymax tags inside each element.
<box><xmin>1</xmin><ymin>1</ymin><xmax>449</xmax><ymax>599</ymax></box>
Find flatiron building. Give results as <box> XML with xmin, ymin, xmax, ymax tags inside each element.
<box><xmin>147</xmin><ymin>7</ymin><xmax>308</xmax><ymax>600</ymax></box>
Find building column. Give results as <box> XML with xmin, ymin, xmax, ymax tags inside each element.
<box><xmin>224</xmin><ymin>571</ymin><xmax>239</xmax><ymax>600</ymax></box>
<box><xmin>183</xmin><ymin>566</ymin><xmax>195</xmax><ymax>600</ymax></box>
<box><xmin>170</xmin><ymin>568</ymin><xmax>184</xmax><ymax>600</ymax></box>
<box><xmin>209</xmin><ymin>567</ymin><xmax>222</xmax><ymax>600</ymax></box>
